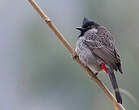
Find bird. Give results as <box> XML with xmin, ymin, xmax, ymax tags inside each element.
<box><xmin>74</xmin><ymin>17</ymin><xmax>123</xmax><ymax>104</ymax></box>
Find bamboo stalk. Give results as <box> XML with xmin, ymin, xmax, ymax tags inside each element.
<box><xmin>28</xmin><ymin>0</ymin><xmax>126</xmax><ymax>109</ymax></box>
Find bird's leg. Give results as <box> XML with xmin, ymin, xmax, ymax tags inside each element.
<box><xmin>72</xmin><ymin>52</ymin><xmax>78</xmax><ymax>60</ymax></box>
<box><xmin>94</xmin><ymin>72</ymin><xmax>99</xmax><ymax>76</ymax></box>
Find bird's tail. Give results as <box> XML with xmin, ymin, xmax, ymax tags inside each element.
<box><xmin>106</xmin><ymin>65</ymin><xmax>122</xmax><ymax>104</ymax></box>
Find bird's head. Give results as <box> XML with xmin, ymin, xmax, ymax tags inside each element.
<box><xmin>76</xmin><ymin>17</ymin><xmax>99</xmax><ymax>36</ymax></box>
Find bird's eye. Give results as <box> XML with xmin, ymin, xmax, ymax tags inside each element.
<box><xmin>87</xmin><ymin>25</ymin><xmax>91</xmax><ymax>29</ymax></box>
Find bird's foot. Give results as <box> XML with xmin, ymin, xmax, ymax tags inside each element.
<box><xmin>72</xmin><ymin>52</ymin><xmax>78</xmax><ymax>60</ymax></box>
<box><xmin>94</xmin><ymin>72</ymin><xmax>99</xmax><ymax>76</ymax></box>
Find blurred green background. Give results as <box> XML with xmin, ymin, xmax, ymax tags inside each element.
<box><xmin>0</xmin><ymin>0</ymin><xmax>139</xmax><ymax>110</ymax></box>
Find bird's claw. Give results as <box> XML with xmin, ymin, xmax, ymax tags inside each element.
<box><xmin>95</xmin><ymin>72</ymin><xmax>99</xmax><ymax>76</ymax></box>
<box><xmin>72</xmin><ymin>52</ymin><xmax>78</xmax><ymax>60</ymax></box>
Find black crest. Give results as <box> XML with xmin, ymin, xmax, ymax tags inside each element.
<box><xmin>76</xmin><ymin>17</ymin><xmax>99</xmax><ymax>36</ymax></box>
<box><xmin>82</xmin><ymin>17</ymin><xmax>99</xmax><ymax>28</ymax></box>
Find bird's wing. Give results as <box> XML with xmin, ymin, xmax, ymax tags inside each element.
<box><xmin>84</xmin><ymin>28</ymin><xmax>122</xmax><ymax>72</ymax></box>
<box><xmin>97</xmin><ymin>26</ymin><xmax>115</xmax><ymax>49</ymax></box>
<box><xmin>85</xmin><ymin>40</ymin><xmax>118</xmax><ymax>70</ymax></box>
<box><xmin>96</xmin><ymin>26</ymin><xmax>123</xmax><ymax>73</ymax></box>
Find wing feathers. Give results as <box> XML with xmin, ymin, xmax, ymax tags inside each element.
<box><xmin>84</xmin><ymin>28</ymin><xmax>122</xmax><ymax>72</ymax></box>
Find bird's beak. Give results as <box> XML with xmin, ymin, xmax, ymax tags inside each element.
<box><xmin>76</xmin><ymin>27</ymin><xmax>84</xmax><ymax>31</ymax></box>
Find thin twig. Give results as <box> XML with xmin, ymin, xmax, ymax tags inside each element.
<box><xmin>28</xmin><ymin>0</ymin><xmax>126</xmax><ymax>110</ymax></box>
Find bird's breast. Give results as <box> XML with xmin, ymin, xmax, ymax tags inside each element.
<box><xmin>75</xmin><ymin>38</ymin><xmax>102</xmax><ymax>71</ymax></box>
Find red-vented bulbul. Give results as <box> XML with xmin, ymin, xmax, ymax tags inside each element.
<box><xmin>75</xmin><ymin>17</ymin><xmax>123</xmax><ymax>104</ymax></box>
